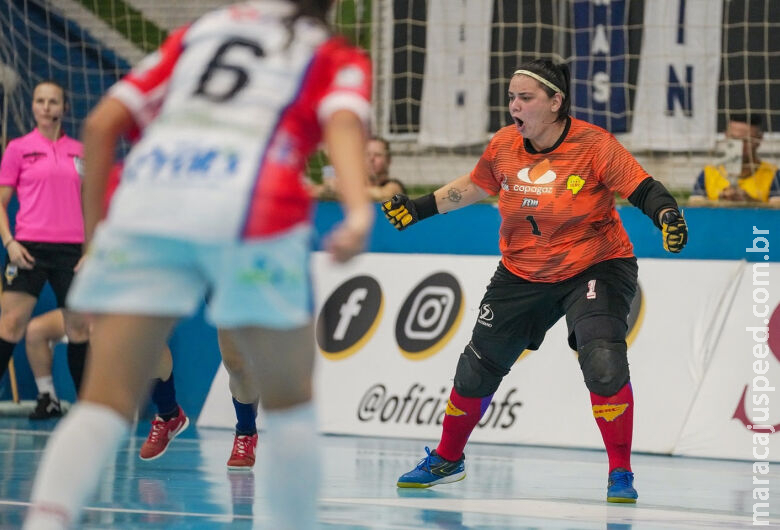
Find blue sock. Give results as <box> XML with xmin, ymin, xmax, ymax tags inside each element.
<box><xmin>233</xmin><ymin>397</ymin><xmax>258</xmax><ymax>435</ymax></box>
<box><xmin>151</xmin><ymin>374</ymin><xmax>179</xmax><ymax>420</ymax></box>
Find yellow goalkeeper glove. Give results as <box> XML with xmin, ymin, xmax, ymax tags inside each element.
<box><xmin>382</xmin><ymin>193</ymin><xmax>438</xmax><ymax>231</ymax></box>
<box><xmin>661</xmin><ymin>210</ymin><xmax>688</xmax><ymax>253</ymax></box>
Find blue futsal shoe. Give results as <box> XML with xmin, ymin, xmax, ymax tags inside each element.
<box><xmin>397</xmin><ymin>447</ymin><xmax>466</xmax><ymax>488</ymax></box>
<box><xmin>607</xmin><ymin>468</ymin><xmax>638</xmax><ymax>503</ymax></box>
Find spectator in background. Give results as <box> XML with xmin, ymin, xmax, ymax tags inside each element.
<box><xmin>0</xmin><ymin>80</ymin><xmax>90</xmax><ymax>406</ymax></box>
<box><xmin>365</xmin><ymin>136</ymin><xmax>406</xmax><ymax>200</ymax></box>
<box><xmin>689</xmin><ymin>115</ymin><xmax>780</xmax><ymax>205</ymax></box>
<box><xmin>312</xmin><ymin>136</ymin><xmax>405</xmax><ymax>201</ymax></box>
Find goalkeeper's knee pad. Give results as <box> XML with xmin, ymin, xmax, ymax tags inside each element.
<box><xmin>578</xmin><ymin>339</ymin><xmax>630</xmax><ymax>397</ymax></box>
<box><xmin>453</xmin><ymin>342</ymin><xmax>510</xmax><ymax>398</ymax></box>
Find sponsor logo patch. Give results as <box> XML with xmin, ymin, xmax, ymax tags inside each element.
<box><xmin>566</xmin><ymin>174</ymin><xmax>585</xmax><ymax>195</ymax></box>
<box><xmin>592</xmin><ymin>403</ymin><xmax>629</xmax><ymax>422</ymax></box>
<box><xmin>445</xmin><ymin>400</ymin><xmax>467</xmax><ymax>417</ymax></box>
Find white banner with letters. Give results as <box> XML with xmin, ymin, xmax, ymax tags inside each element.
<box><xmin>626</xmin><ymin>0</ymin><xmax>723</xmax><ymax>151</ymax></box>
<box><xmin>199</xmin><ymin>253</ymin><xmax>780</xmax><ymax>461</ymax></box>
<box><xmin>418</xmin><ymin>0</ymin><xmax>492</xmax><ymax>147</ymax></box>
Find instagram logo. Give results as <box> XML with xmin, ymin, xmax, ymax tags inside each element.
<box><xmin>396</xmin><ymin>272</ymin><xmax>464</xmax><ymax>360</ymax></box>
<box><xmin>404</xmin><ymin>286</ymin><xmax>455</xmax><ymax>340</ymax></box>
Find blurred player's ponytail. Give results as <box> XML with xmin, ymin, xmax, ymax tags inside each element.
<box><xmin>284</xmin><ymin>0</ymin><xmax>332</xmax><ymax>47</ymax></box>
<box><xmin>291</xmin><ymin>0</ymin><xmax>330</xmax><ymax>22</ymax></box>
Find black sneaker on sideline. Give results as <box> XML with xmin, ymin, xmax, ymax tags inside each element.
<box><xmin>29</xmin><ymin>393</ymin><xmax>63</xmax><ymax>420</ymax></box>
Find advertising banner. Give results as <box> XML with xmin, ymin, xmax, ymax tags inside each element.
<box><xmin>198</xmin><ymin>253</ymin><xmax>777</xmax><ymax>460</ymax></box>
<box><xmin>675</xmin><ymin>263</ymin><xmax>780</xmax><ymax>460</ymax></box>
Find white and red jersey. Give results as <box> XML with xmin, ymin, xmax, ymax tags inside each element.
<box><xmin>104</xmin><ymin>0</ymin><xmax>371</xmax><ymax>241</ymax></box>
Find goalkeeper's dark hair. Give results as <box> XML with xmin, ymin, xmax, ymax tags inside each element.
<box><xmin>514</xmin><ymin>59</ymin><xmax>571</xmax><ymax>123</ymax></box>
<box><xmin>283</xmin><ymin>0</ymin><xmax>332</xmax><ymax>47</ymax></box>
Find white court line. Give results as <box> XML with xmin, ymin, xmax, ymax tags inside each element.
<box><xmin>0</xmin><ymin>427</ymin><xmax>207</xmax><ymax>445</ymax></box>
<box><xmin>4</xmin><ymin>497</ymin><xmax>774</xmax><ymax>528</ymax></box>
<box><xmin>323</xmin><ymin>497</ymin><xmax>776</xmax><ymax>529</ymax></box>
<box><xmin>0</xmin><ymin>499</ymin><xmax>253</xmax><ymax>521</ymax></box>
<box><xmin>0</xmin><ymin>428</ymin><xmax>58</xmax><ymax>437</ymax></box>
<box><xmin>0</xmin><ymin>499</ymin><xmax>378</xmax><ymax>527</ymax></box>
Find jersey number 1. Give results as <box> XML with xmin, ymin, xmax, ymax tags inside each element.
<box><xmin>525</xmin><ymin>215</ymin><xmax>542</xmax><ymax>236</ymax></box>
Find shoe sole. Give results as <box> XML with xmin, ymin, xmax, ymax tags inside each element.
<box><xmin>607</xmin><ymin>496</ymin><xmax>637</xmax><ymax>503</ymax></box>
<box><xmin>139</xmin><ymin>416</ymin><xmax>190</xmax><ymax>461</ymax></box>
<box><xmin>397</xmin><ymin>471</ymin><xmax>466</xmax><ymax>488</ymax></box>
<box><xmin>227</xmin><ymin>463</ymin><xmax>255</xmax><ymax>471</ymax></box>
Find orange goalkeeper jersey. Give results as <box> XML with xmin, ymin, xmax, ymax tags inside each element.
<box><xmin>470</xmin><ymin>117</ymin><xmax>649</xmax><ymax>282</ymax></box>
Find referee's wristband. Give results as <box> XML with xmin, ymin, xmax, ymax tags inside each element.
<box><xmin>2</xmin><ymin>238</ymin><xmax>14</xmax><ymax>249</ymax></box>
<box><xmin>411</xmin><ymin>193</ymin><xmax>439</xmax><ymax>221</ymax></box>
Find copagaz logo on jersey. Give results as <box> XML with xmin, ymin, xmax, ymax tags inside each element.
<box><xmin>513</xmin><ymin>159</ymin><xmax>557</xmax><ymax>195</ymax></box>
<box><xmin>316</xmin><ymin>275</ymin><xmax>384</xmax><ymax>360</ymax></box>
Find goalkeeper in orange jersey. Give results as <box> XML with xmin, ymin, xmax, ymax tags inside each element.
<box><xmin>383</xmin><ymin>59</ymin><xmax>687</xmax><ymax>503</ymax></box>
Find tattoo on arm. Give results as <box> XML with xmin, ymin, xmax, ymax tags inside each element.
<box><xmin>446</xmin><ymin>188</ymin><xmax>464</xmax><ymax>203</ymax></box>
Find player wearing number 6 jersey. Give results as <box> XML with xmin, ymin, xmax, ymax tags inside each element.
<box><xmin>25</xmin><ymin>2</ymin><xmax>373</xmax><ymax>529</ymax></box>
<box><xmin>384</xmin><ymin>60</ymin><xmax>687</xmax><ymax>503</ymax></box>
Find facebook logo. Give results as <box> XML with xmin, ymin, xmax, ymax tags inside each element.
<box><xmin>334</xmin><ymin>288</ymin><xmax>368</xmax><ymax>341</ymax></box>
<box><xmin>316</xmin><ymin>276</ymin><xmax>383</xmax><ymax>359</ymax></box>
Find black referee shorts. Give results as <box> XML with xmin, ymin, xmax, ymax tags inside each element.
<box><xmin>2</xmin><ymin>241</ymin><xmax>82</xmax><ymax>308</ymax></box>
<box><xmin>471</xmin><ymin>257</ymin><xmax>638</xmax><ymax>367</ymax></box>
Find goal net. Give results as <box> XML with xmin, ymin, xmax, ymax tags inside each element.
<box><xmin>375</xmin><ymin>0</ymin><xmax>779</xmax><ymax>190</ymax></box>
<box><xmin>0</xmin><ymin>0</ymin><xmax>777</xmax><ymax>191</ymax></box>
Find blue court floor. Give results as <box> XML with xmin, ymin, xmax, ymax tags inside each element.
<box><xmin>0</xmin><ymin>416</ymin><xmax>777</xmax><ymax>529</ymax></box>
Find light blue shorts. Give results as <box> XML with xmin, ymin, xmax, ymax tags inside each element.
<box><xmin>67</xmin><ymin>224</ymin><xmax>313</xmax><ymax>329</ymax></box>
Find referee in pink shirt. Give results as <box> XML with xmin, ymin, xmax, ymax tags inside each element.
<box><xmin>0</xmin><ymin>81</ymin><xmax>90</xmax><ymax>406</ymax></box>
